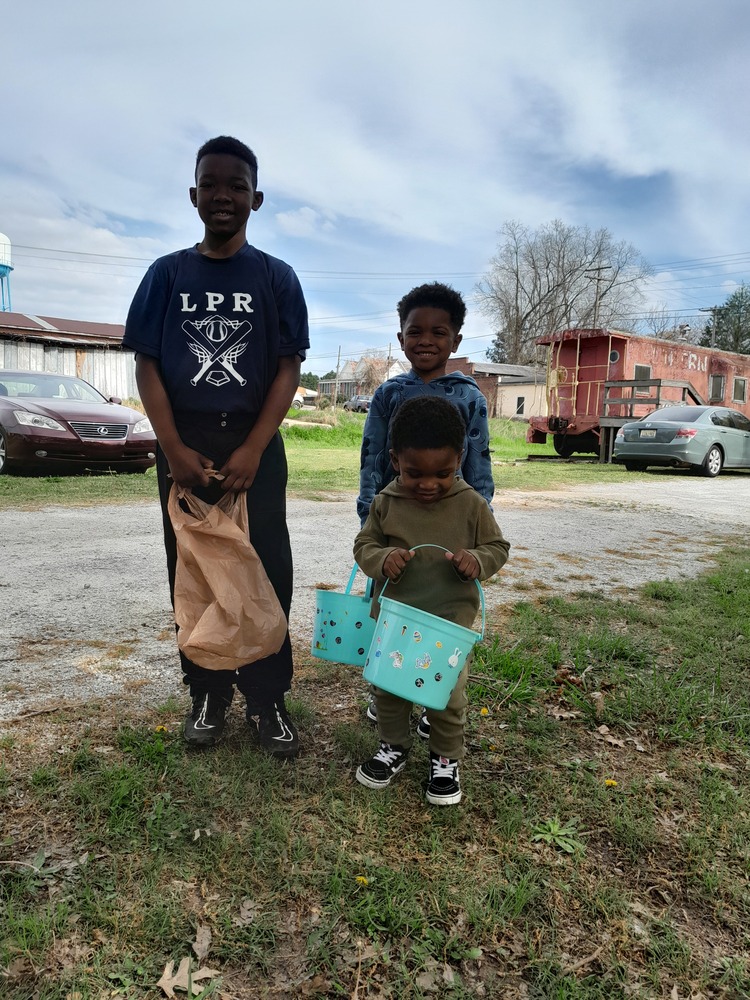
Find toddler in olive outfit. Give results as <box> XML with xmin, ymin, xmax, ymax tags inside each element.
<box><xmin>353</xmin><ymin>397</ymin><xmax>509</xmax><ymax>804</ymax></box>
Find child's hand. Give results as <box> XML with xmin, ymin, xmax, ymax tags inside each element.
<box><xmin>219</xmin><ymin>444</ymin><xmax>262</xmax><ymax>492</ymax></box>
<box><xmin>383</xmin><ymin>548</ymin><xmax>413</xmax><ymax>580</ymax></box>
<box><xmin>445</xmin><ymin>549</ymin><xmax>480</xmax><ymax>581</ymax></box>
<box><xmin>167</xmin><ymin>445</ymin><xmax>213</xmax><ymax>488</ymax></box>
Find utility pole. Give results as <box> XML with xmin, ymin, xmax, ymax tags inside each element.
<box><xmin>699</xmin><ymin>306</ymin><xmax>720</xmax><ymax>348</ymax></box>
<box><xmin>332</xmin><ymin>346</ymin><xmax>341</xmax><ymax>411</ymax></box>
<box><xmin>585</xmin><ymin>265</ymin><xmax>612</xmax><ymax>329</ymax></box>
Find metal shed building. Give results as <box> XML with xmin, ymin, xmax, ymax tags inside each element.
<box><xmin>0</xmin><ymin>312</ymin><xmax>135</xmax><ymax>400</ymax></box>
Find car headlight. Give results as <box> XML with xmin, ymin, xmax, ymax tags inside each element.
<box><xmin>133</xmin><ymin>417</ymin><xmax>153</xmax><ymax>434</ymax></box>
<box><xmin>14</xmin><ymin>411</ymin><xmax>66</xmax><ymax>432</ymax></box>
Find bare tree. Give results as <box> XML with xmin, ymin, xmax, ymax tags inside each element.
<box><xmin>641</xmin><ymin>306</ymin><xmax>699</xmax><ymax>343</ymax></box>
<box><xmin>356</xmin><ymin>352</ymin><xmax>391</xmax><ymax>394</ymax></box>
<box><xmin>476</xmin><ymin>220</ymin><xmax>653</xmax><ymax>363</ymax></box>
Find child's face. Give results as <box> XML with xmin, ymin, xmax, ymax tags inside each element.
<box><xmin>390</xmin><ymin>446</ymin><xmax>462</xmax><ymax>504</ymax></box>
<box><xmin>398</xmin><ymin>307</ymin><xmax>462</xmax><ymax>382</ymax></box>
<box><xmin>190</xmin><ymin>153</ymin><xmax>263</xmax><ymax>242</ymax></box>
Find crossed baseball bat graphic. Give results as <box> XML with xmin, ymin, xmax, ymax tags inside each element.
<box><xmin>183</xmin><ymin>320</ymin><xmax>252</xmax><ymax>386</ymax></box>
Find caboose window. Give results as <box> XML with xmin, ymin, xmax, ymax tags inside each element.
<box><xmin>733</xmin><ymin>377</ymin><xmax>747</xmax><ymax>404</ymax></box>
<box><xmin>634</xmin><ymin>364</ymin><xmax>651</xmax><ymax>396</ymax></box>
<box><xmin>709</xmin><ymin>374</ymin><xmax>725</xmax><ymax>402</ymax></box>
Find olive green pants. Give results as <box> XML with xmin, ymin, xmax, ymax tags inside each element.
<box><xmin>374</xmin><ymin>662</ymin><xmax>469</xmax><ymax>760</ymax></box>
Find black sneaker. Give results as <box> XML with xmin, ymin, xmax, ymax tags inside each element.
<box><xmin>356</xmin><ymin>742</ymin><xmax>409</xmax><ymax>789</ymax></box>
<box><xmin>252</xmin><ymin>701</ymin><xmax>300</xmax><ymax>759</ymax></box>
<box><xmin>415</xmin><ymin>709</ymin><xmax>431</xmax><ymax>741</ymax></box>
<box><xmin>366</xmin><ymin>696</ymin><xmax>378</xmax><ymax>723</ymax></box>
<box><xmin>184</xmin><ymin>690</ymin><xmax>232</xmax><ymax>747</ymax></box>
<box><xmin>426</xmin><ymin>752</ymin><xmax>462</xmax><ymax>806</ymax></box>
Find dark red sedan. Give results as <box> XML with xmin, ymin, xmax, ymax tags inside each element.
<box><xmin>0</xmin><ymin>370</ymin><xmax>157</xmax><ymax>475</ymax></box>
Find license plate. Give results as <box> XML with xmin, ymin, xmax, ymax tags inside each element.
<box><xmin>639</xmin><ymin>429</ymin><xmax>656</xmax><ymax>439</ymax></box>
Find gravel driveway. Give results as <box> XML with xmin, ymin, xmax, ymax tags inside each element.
<box><xmin>1</xmin><ymin>474</ymin><xmax>747</xmax><ymax>725</ymax></box>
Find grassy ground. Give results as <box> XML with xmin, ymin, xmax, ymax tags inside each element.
<box><xmin>2</xmin><ymin>545</ymin><xmax>749</xmax><ymax>998</ymax></box>
<box><xmin>0</xmin><ymin>412</ymin><xmax>642</xmax><ymax>510</ymax></box>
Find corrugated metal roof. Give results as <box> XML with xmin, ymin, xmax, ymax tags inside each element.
<box><xmin>0</xmin><ymin>312</ymin><xmax>125</xmax><ymax>348</ymax></box>
<box><xmin>472</xmin><ymin>363</ymin><xmax>545</xmax><ymax>378</ymax></box>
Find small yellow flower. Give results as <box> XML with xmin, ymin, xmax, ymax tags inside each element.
<box><xmin>605</xmin><ymin>778</ymin><xmax>618</xmax><ymax>788</ymax></box>
<box><xmin>480</xmin><ymin>707</ymin><xmax>489</xmax><ymax>717</ymax></box>
<box><xmin>355</xmin><ymin>875</ymin><xmax>369</xmax><ymax>886</ymax></box>
<box><xmin>154</xmin><ymin>725</ymin><xmax>167</xmax><ymax>733</ymax></box>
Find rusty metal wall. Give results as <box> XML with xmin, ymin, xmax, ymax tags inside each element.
<box><xmin>0</xmin><ymin>342</ymin><xmax>139</xmax><ymax>400</ymax></box>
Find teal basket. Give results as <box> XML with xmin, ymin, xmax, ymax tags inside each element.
<box><xmin>311</xmin><ymin>564</ymin><xmax>375</xmax><ymax>667</ymax></box>
<box><xmin>362</xmin><ymin>545</ymin><xmax>486</xmax><ymax>711</ymax></box>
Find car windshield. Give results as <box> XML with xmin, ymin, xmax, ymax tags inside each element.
<box><xmin>644</xmin><ymin>406</ymin><xmax>705</xmax><ymax>423</ymax></box>
<box><xmin>0</xmin><ymin>374</ymin><xmax>105</xmax><ymax>403</ymax></box>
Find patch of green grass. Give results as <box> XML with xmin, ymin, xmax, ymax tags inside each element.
<box><xmin>0</xmin><ymin>467</ymin><xmax>159</xmax><ymax>509</ymax></box>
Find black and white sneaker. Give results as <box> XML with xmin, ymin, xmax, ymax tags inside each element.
<box><xmin>252</xmin><ymin>701</ymin><xmax>300</xmax><ymax>759</ymax></box>
<box><xmin>184</xmin><ymin>690</ymin><xmax>232</xmax><ymax>747</ymax></box>
<box><xmin>366</xmin><ymin>696</ymin><xmax>378</xmax><ymax>723</ymax></box>
<box><xmin>415</xmin><ymin>710</ymin><xmax>431</xmax><ymax>741</ymax></box>
<box><xmin>356</xmin><ymin>742</ymin><xmax>409</xmax><ymax>789</ymax></box>
<box><xmin>425</xmin><ymin>752</ymin><xmax>462</xmax><ymax>805</ymax></box>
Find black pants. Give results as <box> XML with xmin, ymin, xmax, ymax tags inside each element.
<box><xmin>156</xmin><ymin>412</ymin><xmax>294</xmax><ymax>706</ymax></box>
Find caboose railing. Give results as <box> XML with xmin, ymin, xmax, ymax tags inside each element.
<box><xmin>602</xmin><ymin>378</ymin><xmax>706</xmax><ymax>417</ymax></box>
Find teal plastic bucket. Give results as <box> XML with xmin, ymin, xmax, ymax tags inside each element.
<box><xmin>311</xmin><ymin>564</ymin><xmax>375</xmax><ymax>667</ymax></box>
<box><xmin>362</xmin><ymin>545</ymin><xmax>485</xmax><ymax>711</ymax></box>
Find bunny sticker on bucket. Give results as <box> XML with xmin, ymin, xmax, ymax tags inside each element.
<box><xmin>448</xmin><ymin>648</ymin><xmax>463</xmax><ymax>669</ymax></box>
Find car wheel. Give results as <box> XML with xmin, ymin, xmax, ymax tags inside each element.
<box><xmin>624</xmin><ymin>462</ymin><xmax>647</xmax><ymax>472</ymax></box>
<box><xmin>0</xmin><ymin>428</ymin><xmax>9</xmax><ymax>474</ymax></box>
<box><xmin>292</xmin><ymin>399</ymin><xmax>303</xmax><ymax>410</ymax></box>
<box><xmin>701</xmin><ymin>445</ymin><xmax>723</xmax><ymax>478</ymax></box>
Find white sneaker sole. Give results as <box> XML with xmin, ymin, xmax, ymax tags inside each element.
<box><xmin>355</xmin><ymin>761</ymin><xmax>407</xmax><ymax>789</ymax></box>
<box><xmin>425</xmin><ymin>787</ymin><xmax>462</xmax><ymax>806</ymax></box>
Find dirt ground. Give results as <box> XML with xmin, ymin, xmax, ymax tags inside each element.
<box><xmin>1</xmin><ymin>473</ymin><xmax>747</xmax><ymax>726</ymax></box>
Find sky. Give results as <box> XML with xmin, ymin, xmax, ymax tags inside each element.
<box><xmin>2</xmin><ymin>0</ymin><xmax>750</xmax><ymax>376</ymax></box>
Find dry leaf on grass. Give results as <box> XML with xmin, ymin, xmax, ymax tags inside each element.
<box><xmin>547</xmin><ymin>705</ymin><xmax>581</xmax><ymax>720</ymax></box>
<box><xmin>626</xmin><ymin>736</ymin><xmax>646</xmax><ymax>752</ymax></box>
<box><xmin>232</xmin><ymin>898</ymin><xmax>260</xmax><ymax>927</ymax></box>
<box><xmin>596</xmin><ymin>724</ymin><xmax>624</xmax><ymax>747</ymax></box>
<box><xmin>192</xmin><ymin>923</ymin><xmax>212</xmax><ymax>962</ymax></box>
<box><xmin>157</xmin><ymin>957</ymin><xmax>220</xmax><ymax>998</ymax></box>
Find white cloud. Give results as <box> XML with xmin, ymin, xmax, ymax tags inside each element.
<box><xmin>275</xmin><ymin>207</ymin><xmax>336</xmax><ymax>240</ymax></box>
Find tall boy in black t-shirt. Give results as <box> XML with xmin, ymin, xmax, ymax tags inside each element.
<box><xmin>123</xmin><ymin>136</ymin><xmax>309</xmax><ymax>757</ymax></box>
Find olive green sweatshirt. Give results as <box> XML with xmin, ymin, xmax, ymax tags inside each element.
<box><xmin>353</xmin><ymin>478</ymin><xmax>510</xmax><ymax>629</ymax></box>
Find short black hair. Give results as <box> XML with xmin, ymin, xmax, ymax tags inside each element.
<box><xmin>397</xmin><ymin>282</ymin><xmax>467</xmax><ymax>332</ymax></box>
<box><xmin>390</xmin><ymin>396</ymin><xmax>466</xmax><ymax>455</ymax></box>
<box><xmin>195</xmin><ymin>136</ymin><xmax>259</xmax><ymax>188</ymax></box>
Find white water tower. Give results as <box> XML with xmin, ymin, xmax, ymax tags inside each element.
<box><xmin>0</xmin><ymin>233</ymin><xmax>13</xmax><ymax>311</ymax></box>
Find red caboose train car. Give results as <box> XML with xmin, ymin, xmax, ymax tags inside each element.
<box><xmin>527</xmin><ymin>328</ymin><xmax>750</xmax><ymax>459</ymax></box>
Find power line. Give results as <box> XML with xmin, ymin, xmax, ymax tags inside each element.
<box><xmin>10</xmin><ymin>240</ymin><xmax>750</xmax><ymax>278</ymax></box>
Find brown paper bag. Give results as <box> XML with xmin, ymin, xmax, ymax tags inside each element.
<box><xmin>168</xmin><ymin>486</ymin><xmax>287</xmax><ymax>671</ymax></box>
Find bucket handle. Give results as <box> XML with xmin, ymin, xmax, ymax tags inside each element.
<box><xmin>379</xmin><ymin>543</ymin><xmax>486</xmax><ymax>640</ymax></box>
<box><xmin>345</xmin><ymin>563</ymin><xmax>374</xmax><ymax>600</ymax></box>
